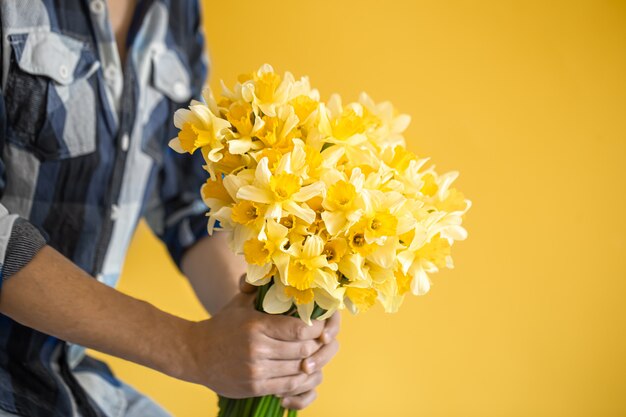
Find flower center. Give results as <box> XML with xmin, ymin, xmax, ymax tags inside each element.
<box><xmin>270</xmin><ymin>173</ymin><xmax>301</xmax><ymax>201</ymax></box>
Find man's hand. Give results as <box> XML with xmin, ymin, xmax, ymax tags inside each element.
<box><xmin>237</xmin><ymin>276</ymin><xmax>341</xmax><ymax>409</ymax></box>
<box><xmin>178</xmin><ymin>286</ymin><xmax>341</xmax><ymax>409</ymax></box>
<box><xmin>181</xmin><ymin>235</ymin><xmax>342</xmax><ymax>409</ymax></box>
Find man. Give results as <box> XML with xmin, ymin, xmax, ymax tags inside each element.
<box><xmin>0</xmin><ymin>1</ymin><xmax>340</xmax><ymax>416</ymax></box>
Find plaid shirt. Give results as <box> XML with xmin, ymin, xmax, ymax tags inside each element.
<box><xmin>0</xmin><ymin>1</ymin><xmax>209</xmax><ymax>415</ymax></box>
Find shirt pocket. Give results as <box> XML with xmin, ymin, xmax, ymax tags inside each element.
<box><xmin>140</xmin><ymin>47</ymin><xmax>193</xmax><ymax>164</ymax></box>
<box><xmin>4</xmin><ymin>30</ymin><xmax>101</xmax><ymax>160</ymax></box>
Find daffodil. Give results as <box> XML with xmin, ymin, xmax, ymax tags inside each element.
<box><xmin>344</xmin><ymin>286</ymin><xmax>378</xmax><ymax>314</ymax></box>
<box><xmin>277</xmin><ymin>235</ymin><xmax>338</xmax><ymax>294</ymax></box>
<box><xmin>321</xmin><ymin>168</ymin><xmax>366</xmax><ymax>235</ymax></box>
<box><xmin>171</xmin><ymin>63</ymin><xmax>471</xmax><ymax>328</ymax></box>
<box><xmin>241</xmin><ymin>64</ymin><xmax>293</xmax><ymax>117</ymax></box>
<box><xmin>359</xmin><ymin>92</ymin><xmax>411</xmax><ymax>149</ymax></box>
<box><xmin>225</xmin><ymin>101</ymin><xmax>266</xmax><ymax>155</ymax></box>
<box><xmin>170</xmin><ymin>93</ymin><xmax>231</xmax><ymax>157</ymax></box>
<box><xmin>263</xmin><ymin>278</ymin><xmax>344</xmax><ymax>325</ymax></box>
<box><xmin>242</xmin><ymin>219</ymin><xmax>289</xmax><ymax>285</ymax></box>
<box><xmin>237</xmin><ymin>156</ymin><xmax>324</xmax><ymax>224</ymax></box>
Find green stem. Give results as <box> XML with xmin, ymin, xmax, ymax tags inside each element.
<box><xmin>287</xmin><ymin>409</ymin><xmax>298</xmax><ymax>417</ymax></box>
<box><xmin>230</xmin><ymin>400</ymin><xmax>243</xmax><ymax>416</ymax></box>
<box><xmin>217</xmin><ymin>397</ymin><xmax>228</xmax><ymax>417</ymax></box>
<box><xmin>269</xmin><ymin>395</ymin><xmax>281</xmax><ymax>416</ymax></box>
<box><xmin>222</xmin><ymin>398</ymin><xmax>235</xmax><ymax>417</ymax></box>
<box><xmin>252</xmin><ymin>395</ymin><xmax>269</xmax><ymax>417</ymax></box>
<box><xmin>242</xmin><ymin>398</ymin><xmax>253</xmax><ymax>417</ymax></box>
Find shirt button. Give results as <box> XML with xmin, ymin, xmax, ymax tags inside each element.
<box><xmin>110</xmin><ymin>204</ymin><xmax>120</xmax><ymax>221</ymax></box>
<box><xmin>90</xmin><ymin>0</ymin><xmax>106</xmax><ymax>15</ymax></box>
<box><xmin>104</xmin><ymin>65</ymin><xmax>118</xmax><ymax>83</ymax></box>
<box><xmin>59</xmin><ymin>65</ymin><xmax>69</xmax><ymax>80</ymax></box>
<box><xmin>173</xmin><ymin>81</ymin><xmax>187</xmax><ymax>100</ymax></box>
<box><xmin>120</xmin><ymin>133</ymin><xmax>130</xmax><ymax>151</ymax></box>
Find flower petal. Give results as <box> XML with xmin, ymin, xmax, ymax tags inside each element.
<box><xmin>296</xmin><ymin>302</ymin><xmax>314</xmax><ymax>326</ymax></box>
<box><xmin>411</xmin><ymin>268</ymin><xmax>431</xmax><ymax>296</ymax></box>
<box><xmin>263</xmin><ymin>283</ymin><xmax>293</xmax><ymax>314</ymax></box>
<box><xmin>284</xmin><ymin>200</ymin><xmax>316</xmax><ymax>224</ymax></box>
<box><xmin>168</xmin><ymin>137</ymin><xmax>185</xmax><ymax>153</ymax></box>
<box><xmin>237</xmin><ymin>186</ymin><xmax>273</xmax><ymax>204</ymax></box>
<box><xmin>292</xmin><ymin>181</ymin><xmax>324</xmax><ymax>202</ymax></box>
<box><xmin>247</xmin><ymin>263</ymin><xmax>272</xmax><ymax>284</ymax></box>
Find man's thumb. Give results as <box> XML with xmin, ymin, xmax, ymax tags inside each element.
<box><xmin>239</xmin><ymin>274</ymin><xmax>257</xmax><ymax>294</ymax></box>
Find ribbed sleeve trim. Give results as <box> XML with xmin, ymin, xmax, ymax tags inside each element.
<box><xmin>2</xmin><ymin>218</ymin><xmax>46</xmax><ymax>280</ymax></box>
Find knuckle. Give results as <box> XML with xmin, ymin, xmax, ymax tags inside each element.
<box><xmin>249</xmin><ymin>380</ymin><xmax>263</xmax><ymax>396</ymax></box>
<box><xmin>309</xmin><ymin>371</ymin><xmax>323</xmax><ymax>388</ymax></box>
<box><xmin>247</xmin><ymin>363</ymin><xmax>261</xmax><ymax>380</ymax></box>
<box><xmin>286</xmin><ymin>378</ymin><xmax>299</xmax><ymax>393</ymax></box>
<box><xmin>249</xmin><ymin>343</ymin><xmax>264</xmax><ymax>358</ymax></box>
<box><xmin>299</xmin><ymin>342</ymin><xmax>313</xmax><ymax>358</ymax></box>
<box><xmin>295</xmin><ymin>324</ymin><xmax>307</xmax><ymax>341</ymax></box>
<box><xmin>245</xmin><ymin>319</ymin><xmax>263</xmax><ymax>334</ymax></box>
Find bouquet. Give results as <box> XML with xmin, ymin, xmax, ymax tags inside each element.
<box><xmin>170</xmin><ymin>64</ymin><xmax>470</xmax><ymax>416</ymax></box>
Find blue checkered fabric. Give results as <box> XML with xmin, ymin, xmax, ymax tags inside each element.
<box><xmin>0</xmin><ymin>1</ymin><xmax>209</xmax><ymax>415</ymax></box>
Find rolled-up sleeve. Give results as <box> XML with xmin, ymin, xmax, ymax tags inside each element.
<box><xmin>143</xmin><ymin>0</ymin><xmax>211</xmax><ymax>270</ymax></box>
<box><xmin>0</xmin><ymin>90</ymin><xmax>47</xmax><ymax>286</ymax></box>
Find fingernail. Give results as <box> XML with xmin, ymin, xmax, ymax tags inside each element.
<box><xmin>304</xmin><ymin>359</ymin><xmax>315</xmax><ymax>373</ymax></box>
<box><xmin>281</xmin><ymin>399</ymin><xmax>289</xmax><ymax>408</ymax></box>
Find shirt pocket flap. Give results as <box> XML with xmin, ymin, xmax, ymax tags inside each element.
<box><xmin>151</xmin><ymin>48</ymin><xmax>192</xmax><ymax>102</ymax></box>
<box><xmin>8</xmin><ymin>31</ymin><xmax>100</xmax><ymax>85</ymax></box>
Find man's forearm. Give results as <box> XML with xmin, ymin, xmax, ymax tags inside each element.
<box><xmin>181</xmin><ymin>231</ymin><xmax>247</xmax><ymax>315</ymax></box>
<box><xmin>0</xmin><ymin>245</ymin><xmax>191</xmax><ymax>379</ymax></box>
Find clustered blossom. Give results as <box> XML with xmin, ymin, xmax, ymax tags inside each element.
<box><xmin>170</xmin><ymin>64</ymin><xmax>470</xmax><ymax>324</ymax></box>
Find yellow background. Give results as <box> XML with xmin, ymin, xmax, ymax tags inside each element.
<box><xmin>92</xmin><ymin>1</ymin><xmax>626</xmax><ymax>416</ymax></box>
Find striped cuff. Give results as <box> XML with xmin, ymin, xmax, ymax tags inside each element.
<box><xmin>2</xmin><ymin>218</ymin><xmax>47</xmax><ymax>280</ymax></box>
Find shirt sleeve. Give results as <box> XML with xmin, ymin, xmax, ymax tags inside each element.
<box><xmin>0</xmin><ymin>89</ymin><xmax>47</xmax><ymax>286</ymax></box>
<box><xmin>143</xmin><ymin>0</ymin><xmax>211</xmax><ymax>270</ymax></box>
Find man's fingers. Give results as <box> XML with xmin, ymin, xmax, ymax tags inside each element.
<box><xmin>263</xmin><ymin>337</ymin><xmax>323</xmax><ymax>360</ymax></box>
<box><xmin>320</xmin><ymin>312</ymin><xmax>341</xmax><ymax>344</ymax></box>
<box><xmin>239</xmin><ymin>274</ymin><xmax>257</xmax><ymax>294</ymax></box>
<box><xmin>261</xmin><ymin>315</ymin><xmax>325</xmax><ymax>341</ymax></box>
<box><xmin>302</xmin><ymin>340</ymin><xmax>339</xmax><ymax>374</ymax></box>
<box><xmin>281</xmin><ymin>390</ymin><xmax>318</xmax><ymax>411</ymax></box>
<box><xmin>277</xmin><ymin>371</ymin><xmax>323</xmax><ymax>397</ymax></box>
<box><xmin>258</xmin><ymin>371</ymin><xmax>322</xmax><ymax>397</ymax></box>
<box><xmin>257</xmin><ymin>359</ymin><xmax>302</xmax><ymax>379</ymax></box>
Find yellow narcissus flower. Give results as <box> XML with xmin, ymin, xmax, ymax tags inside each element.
<box><xmin>263</xmin><ymin>278</ymin><xmax>345</xmax><ymax>325</ymax></box>
<box><xmin>290</xmin><ymin>95</ymin><xmax>319</xmax><ymax>127</ymax></box>
<box><xmin>279</xmin><ymin>235</ymin><xmax>338</xmax><ymax>293</ymax></box>
<box><xmin>321</xmin><ymin>168</ymin><xmax>366</xmax><ymax>235</ymax></box>
<box><xmin>169</xmin><ymin>103</ymin><xmax>231</xmax><ymax>157</ymax></box>
<box><xmin>373</xmin><ymin>268</ymin><xmax>412</xmax><ymax>313</ymax></box>
<box><xmin>171</xmin><ymin>63</ymin><xmax>471</xmax><ymax>324</ymax></box>
<box><xmin>231</xmin><ymin>200</ymin><xmax>263</xmax><ymax>226</ymax></box>
<box><xmin>359</xmin><ymin>189</ymin><xmax>404</xmax><ymax>244</ymax></box>
<box><xmin>200</xmin><ymin>175</ymin><xmax>233</xmax><ymax>234</ymax></box>
<box><xmin>237</xmin><ymin>155</ymin><xmax>324</xmax><ymax>224</ymax></box>
<box><xmin>241</xmin><ymin>64</ymin><xmax>293</xmax><ymax>117</ymax></box>
<box><xmin>359</xmin><ymin>92</ymin><xmax>411</xmax><ymax>149</ymax></box>
<box><xmin>255</xmin><ymin>106</ymin><xmax>300</xmax><ymax>153</ymax></box>
<box><xmin>225</xmin><ymin>101</ymin><xmax>265</xmax><ymax>155</ymax></box>
<box><xmin>397</xmin><ymin>216</ymin><xmax>460</xmax><ymax>296</ymax></box>
<box><xmin>345</xmin><ymin>287</ymin><xmax>378</xmax><ymax>314</ymax></box>
<box><xmin>242</xmin><ymin>219</ymin><xmax>290</xmax><ymax>285</ymax></box>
